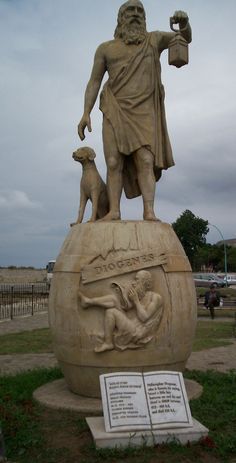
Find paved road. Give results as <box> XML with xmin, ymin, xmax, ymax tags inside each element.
<box><xmin>0</xmin><ymin>311</ymin><xmax>49</xmax><ymax>335</ymax></box>
<box><xmin>0</xmin><ymin>312</ymin><xmax>235</xmax><ymax>376</ymax></box>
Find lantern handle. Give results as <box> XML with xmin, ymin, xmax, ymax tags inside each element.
<box><xmin>170</xmin><ymin>17</ymin><xmax>188</xmax><ymax>33</ymax></box>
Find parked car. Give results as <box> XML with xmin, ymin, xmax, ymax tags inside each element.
<box><xmin>193</xmin><ymin>273</ymin><xmax>226</xmax><ymax>288</ymax></box>
<box><xmin>223</xmin><ymin>274</ymin><xmax>236</xmax><ymax>286</ymax></box>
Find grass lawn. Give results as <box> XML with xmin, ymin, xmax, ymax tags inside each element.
<box><xmin>198</xmin><ymin>308</ymin><xmax>236</xmax><ymax>318</ymax></box>
<box><xmin>0</xmin><ymin>316</ymin><xmax>236</xmax><ymax>462</ymax></box>
<box><xmin>0</xmin><ymin>368</ymin><xmax>236</xmax><ymax>463</ymax></box>
<box><xmin>0</xmin><ymin>328</ymin><xmax>53</xmax><ymax>354</ymax></box>
<box><xmin>0</xmin><ymin>317</ymin><xmax>235</xmax><ymax>355</ymax></box>
<box><xmin>193</xmin><ymin>320</ymin><xmax>235</xmax><ymax>351</ymax></box>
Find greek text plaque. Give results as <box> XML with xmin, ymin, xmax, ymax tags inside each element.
<box><xmin>100</xmin><ymin>371</ymin><xmax>193</xmax><ymax>433</ymax></box>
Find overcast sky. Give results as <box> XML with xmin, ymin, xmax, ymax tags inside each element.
<box><xmin>0</xmin><ymin>0</ymin><xmax>235</xmax><ymax>267</ymax></box>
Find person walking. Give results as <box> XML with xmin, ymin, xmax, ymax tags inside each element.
<box><xmin>204</xmin><ymin>284</ymin><xmax>220</xmax><ymax>320</ymax></box>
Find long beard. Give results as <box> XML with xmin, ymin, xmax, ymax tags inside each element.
<box><xmin>115</xmin><ymin>19</ymin><xmax>147</xmax><ymax>45</ymax></box>
<box><xmin>134</xmin><ymin>282</ymin><xmax>146</xmax><ymax>300</ymax></box>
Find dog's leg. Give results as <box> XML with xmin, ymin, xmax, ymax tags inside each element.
<box><xmin>88</xmin><ymin>190</ymin><xmax>99</xmax><ymax>222</ymax></box>
<box><xmin>70</xmin><ymin>188</ymin><xmax>87</xmax><ymax>227</ymax></box>
<box><xmin>97</xmin><ymin>187</ymin><xmax>109</xmax><ymax>219</ymax></box>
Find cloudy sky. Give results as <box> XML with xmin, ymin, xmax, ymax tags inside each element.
<box><xmin>0</xmin><ymin>0</ymin><xmax>235</xmax><ymax>267</ymax></box>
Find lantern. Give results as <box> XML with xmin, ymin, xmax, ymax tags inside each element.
<box><xmin>168</xmin><ymin>18</ymin><xmax>189</xmax><ymax>68</ymax></box>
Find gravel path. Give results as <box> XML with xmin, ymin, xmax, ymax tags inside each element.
<box><xmin>0</xmin><ymin>311</ymin><xmax>49</xmax><ymax>335</ymax></box>
<box><xmin>0</xmin><ymin>312</ymin><xmax>235</xmax><ymax>376</ymax></box>
<box><xmin>186</xmin><ymin>340</ymin><xmax>236</xmax><ymax>373</ymax></box>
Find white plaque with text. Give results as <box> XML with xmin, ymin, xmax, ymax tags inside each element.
<box><xmin>100</xmin><ymin>371</ymin><xmax>193</xmax><ymax>433</ymax></box>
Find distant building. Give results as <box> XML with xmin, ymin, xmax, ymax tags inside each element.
<box><xmin>216</xmin><ymin>238</ymin><xmax>236</xmax><ymax>248</ymax></box>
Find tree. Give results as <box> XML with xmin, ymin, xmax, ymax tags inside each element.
<box><xmin>172</xmin><ymin>210</ymin><xmax>209</xmax><ymax>268</ymax></box>
<box><xmin>226</xmin><ymin>246</ymin><xmax>236</xmax><ymax>272</ymax></box>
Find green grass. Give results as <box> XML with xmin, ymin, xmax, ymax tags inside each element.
<box><xmin>192</xmin><ymin>320</ymin><xmax>235</xmax><ymax>351</ymax></box>
<box><xmin>0</xmin><ymin>368</ymin><xmax>236</xmax><ymax>462</ymax></box>
<box><xmin>0</xmin><ymin>318</ymin><xmax>235</xmax><ymax>355</ymax></box>
<box><xmin>185</xmin><ymin>369</ymin><xmax>236</xmax><ymax>461</ymax></box>
<box><xmin>0</xmin><ymin>368</ymin><xmax>63</xmax><ymax>461</ymax></box>
<box><xmin>198</xmin><ymin>307</ymin><xmax>236</xmax><ymax>318</ymax></box>
<box><xmin>0</xmin><ymin>328</ymin><xmax>53</xmax><ymax>354</ymax></box>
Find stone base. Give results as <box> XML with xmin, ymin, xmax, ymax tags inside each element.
<box><xmin>86</xmin><ymin>416</ymin><xmax>209</xmax><ymax>448</ymax></box>
<box><xmin>33</xmin><ymin>378</ymin><xmax>203</xmax><ymax>415</ymax></box>
<box><xmin>49</xmin><ymin>220</ymin><xmax>197</xmax><ymax>397</ymax></box>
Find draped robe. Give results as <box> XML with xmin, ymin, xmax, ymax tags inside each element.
<box><xmin>100</xmin><ymin>32</ymin><xmax>175</xmax><ymax>198</ymax></box>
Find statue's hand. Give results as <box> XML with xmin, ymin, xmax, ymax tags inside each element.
<box><xmin>78</xmin><ymin>114</ymin><xmax>92</xmax><ymax>141</ymax></box>
<box><xmin>171</xmin><ymin>10</ymin><xmax>189</xmax><ymax>29</ymax></box>
<box><xmin>128</xmin><ymin>288</ymin><xmax>139</xmax><ymax>304</ymax></box>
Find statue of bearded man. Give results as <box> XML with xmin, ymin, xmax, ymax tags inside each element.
<box><xmin>78</xmin><ymin>0</ymin><xmax>192</xmax><ymax>221</ymax></box>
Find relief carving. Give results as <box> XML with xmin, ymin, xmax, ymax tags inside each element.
<box><xmin>82</xmin><ymin>250</ymin><xmax>167</xmax><ymax>284</ymax></box>
<box><xmin>78</xmin><ymin>270</ymin><xmax>163</xmax><ymax>353</ymax></box>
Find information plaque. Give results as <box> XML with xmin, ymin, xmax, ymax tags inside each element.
<box><xmin>100</xmin><ymin>371</ymin><xmax>193</xmax><ymax>433</ymax></box>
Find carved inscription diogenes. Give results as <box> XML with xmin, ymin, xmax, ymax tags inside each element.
<box><xmin>82</xmin><ymin>250</ymin><xmax>167</xmax><ymax>284</ymax></box>
<box><xmin>81</xmin><ymin>249</ymin><xmax>191</xmax><ymax>284</ymax></box>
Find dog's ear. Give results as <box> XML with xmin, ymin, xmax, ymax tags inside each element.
<box><xmin>87</xmin><ymin>148</ymin><xmax>96</xmax><ymax>161</ymax></box>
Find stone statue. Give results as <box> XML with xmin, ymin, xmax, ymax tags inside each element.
<box><xmin>78</xmin><ymin>270</ymin><xmax>163</xmax><ymax>352</ymax></box>
<box><xmin>70</xmin><ymin>147</ymin><xmax>109</xmax><ymax>226</ymax></box>
<box><xmin>48</xmin><ymin>1</ymin><xmax>197</xmax><ymax>400</ymax></box>
<box><xmin>78</xmin><ymin>0</ymin><xmax>192</xmax><ymax>221</ymax></box>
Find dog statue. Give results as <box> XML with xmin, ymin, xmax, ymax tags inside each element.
<box><xmin>70</xmin><ymin>147</ymin><xmax>109</xmax><ymax>226</ymax></box>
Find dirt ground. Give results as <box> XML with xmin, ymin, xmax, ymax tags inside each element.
<box><xmin>0</xmin><ymin>268</ymin><xmax>46</xmax><ymax>284</ymax></box>
<box><xmin>28</xmin><ymin>407</ymin><xmax>226</xmax><ymax>463</ymax></box>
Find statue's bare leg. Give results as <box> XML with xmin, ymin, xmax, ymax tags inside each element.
<box><xmin>95</xmin><ymin>309</ymin><xmax>134</xmax><ymax>353</ymax></box>
<box><xmin>100</xmin><ymin>118</ymin><xmax>124</xmax><ymax>221</ymax></box>
<box><xmin>78</xmin><ymin>291</ymin><xmax>91</xmax><ymax>308</ymax></box>
<box><xmin>134</xmin><ymin>148</ymin><xmax>159</xmax><ymax>221</ymax></box>
<box><xmin>78</xmin><ymin>291</ymin><xmax>118</xmax><ymax>309</ymax></box>
<box><xmin>95</xmin><ymin>310</ymin><xmax>116</xmax><ymax>352</ymax></box>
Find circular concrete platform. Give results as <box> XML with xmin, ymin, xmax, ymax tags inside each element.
<box><xmin>33</xmin><ymin>378</ymin><xmax>203</xmax><ymax>415</ymax></box>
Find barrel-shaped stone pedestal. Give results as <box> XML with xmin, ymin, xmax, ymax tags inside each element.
<box><xmin>49</xmin><ymin>221</ymin><xmax>197</xmax><ymax>398</ymax></box>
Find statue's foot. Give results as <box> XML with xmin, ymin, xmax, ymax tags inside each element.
<box><xmin>94</xmin><ymin>342</ymin><xmax>114</xmax><ymax>353</ymax></box>
<box><xmin>70</xmin><ymin>220</ymin><xmax>80</xmax><ymax>227</ymax></box>
<box><xmin>99</xmin><ymin>211</ymin><xmax>121</xmax><ymax>221</ymax></box>
<box><xmin>143</xmin><ymin>211</ymin><xmax>160</xmax><ymax>221</ymax></box>
<box><xmin>78</xmin><ymin>291</ymin><xmax>90</xmax><ymax>309</ymax></box>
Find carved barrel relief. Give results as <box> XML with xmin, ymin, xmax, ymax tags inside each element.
<box><xmin>77</xmin><ymin>248</ymin><xmax>191</xmax><ymax>353</ymax></box>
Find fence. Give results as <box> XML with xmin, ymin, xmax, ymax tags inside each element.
<box><xmin>0</xmin><ymin>283</ymin><xmax>49</xmax><ymax>321</ymax></box>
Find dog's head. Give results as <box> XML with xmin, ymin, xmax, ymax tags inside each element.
<box><xmin>72</xmin><ymin>147</ymin><xmax>96</xmax><ymax>164</ymax></box>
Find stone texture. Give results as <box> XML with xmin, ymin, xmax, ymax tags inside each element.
<box><xmin>49</xmin><ymin>221</ymin><xmax>197</xmax><ymax>398</ymax></box>
<box><xmin>86</xmin><ymin>416</ymin><xmax>208</xmax><ymax>448</ymax></box>
<box><xmin>33</xmin><ymin>378</ymin><xmax>202</xmax><ymax>415</ymax></box>
<box><xmin>33</xmin><ymin>379</ymin><xmax>102</xmax><ymax>414</ymax></box>
<box><xmin>70</xmin><ymin>147</ymin><xmax>109</xmax><ymax>226</ymax></box>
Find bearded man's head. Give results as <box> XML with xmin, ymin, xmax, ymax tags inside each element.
<box><xmin>114</xmin><ymin>0</ymin><xmax>147</xmax><ymax>45</ymax></box>
<box><xmin>132</xmin><ymin>270</ymin><xmax>152</xmax><ymax>300</ymax></box>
